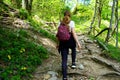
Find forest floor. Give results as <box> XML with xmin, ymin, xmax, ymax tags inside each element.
<box><xmin>31</xmin><ymin>32</ymin><xmax>120</xmax><ymax>80</ymax></box>
<box><xmin>1</xmin><ymin>17</ymin><xmax>120</xmax><ymax>80</ymax></box>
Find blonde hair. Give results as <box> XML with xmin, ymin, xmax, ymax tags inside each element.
<box><xmin>61</xmin><ymin>16</ymin><xmax>70</xmax><ymax>25</ymax></box>
<box><xmin>61</xmin><ymin>16</ymin><xmax>70</xmax><ymax>31</ymax></box>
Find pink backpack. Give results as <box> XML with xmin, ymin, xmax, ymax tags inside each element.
<box><xmin>56</xmin><ymin>24</ymin><xmax>70</xmax><ymax>41</ymax></box>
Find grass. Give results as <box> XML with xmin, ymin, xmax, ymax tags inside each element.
<box><xmin>28</xmin><ymin>18</ymin><xmax>57</xmax><ymax>42</ymax></box>
<box><xmin>94</xmin><ymin>31</ymin><xmax>120</xmax><ymax>61</ymax></box>
<box><xmin>0</xmin><ymin>27</ymin><xmax>48</xmax><ymax>80</ymax></box>
<box><xmin>106</xmin><ymin>44</ymin><xmax>120</xmax><ymax>61</ymax></box>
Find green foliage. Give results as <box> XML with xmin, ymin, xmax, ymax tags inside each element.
<box><xmin>18</xmin><ymin>8</ymin><xmax>29</xmax><ymax>19</ymax></box>
<box><xmin>4</xmin><ymin>0</ymin><xmax>22</xmax><ymax>9</ymax></box>
<box><xmin>0</xmin><ymin>27</ymin><xmax>48</xmax><ymax>80</ymax></box>
<box><xmin>0</xmin><ymin>2</ymin><xmax>9</xmax><ymax>16</ymax></box>
<box><xmin>28</xmin><ymin>18</ymin><xmax>57</xmax><ymax>42</ymax></box>
<box><xmin>89</xmin><ymin>76</ymin><xmax>95</xmax><ymax>80</ymax></box>
<box><xmin>101</xmin><ymin>1</ymin><xmax>111</xmax><ymax>20</ymax></box>
<box><xmin>94</xmin><ymin>37</ymin><xmax>120</xmax><ymax>62</ymax></box>
<box><xmin>32</xmin><ymin>0</ymin><xmax>65</xmax><ymax>21</ymax></box>
<box><xmin>76</xmin><ymin>5</ymin><xmax>93</xmax><ymax>20</ymax></box>
<box><xmin>106</xmin><ymin>44</ymin><xmax>120</xmax><ymax>61</ymax></box>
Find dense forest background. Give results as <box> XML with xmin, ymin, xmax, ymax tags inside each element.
<box><xmin>0</xmin><ymin>0</ymin><xmax>120</xmax><ymax>80</ymax></box>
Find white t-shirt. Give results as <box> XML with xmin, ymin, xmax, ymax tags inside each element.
<box><xmin>58</xmin><ymin>20</ymin><xmax>75</xmax><ymax>32</ymax></box>
<box><xmin>68</xmin><ymin>21</ymin><xmax>75</xmax><ymax>32</ymax></box>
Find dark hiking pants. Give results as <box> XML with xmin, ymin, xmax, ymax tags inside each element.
<box><xmin>61</xmin><ymin>47</ymin><xmax>76</xmax><ymax>79</ymax></box>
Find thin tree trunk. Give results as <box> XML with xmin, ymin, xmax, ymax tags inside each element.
<box><xmin>98</xmin><ymin>0</ymin><xmax>102</xmax><ymax>28</ymax></box>
<box><xmin>28</xmin><ymin>0</ymin><xmax>33</xmax><ymax>14</ymax></box>
<box><xmin>23</xmin><ymin>0</ymin><xmax>33</xmax><ymax>15</ymax></box>
<box><xmin>25</xmin><ymin>0</ymin><xmax>28</xmax><ymax>10</ymax></box>
<box><xmin>115</xmin><ymin>0</ymin><xmax>118</xmax><ymax>47</ymax></box>
<box><xmin>105</xmin><ymin>0</ymin><xmax>115</xmax><ymax>43</ymax></box>
<box><xmin>73</xmin><ymin>0</ymin><xmax>79</xmax><ymax>14</ymax></box>
<box><xmin>22</xmin><ymin>0</ymin><xmax>26</xmax><ymax>9</ymax></box>
<box><xmin>88</xmin><ymin>0</ymin><xmax>97</xmax><ymax>34</ymax></box>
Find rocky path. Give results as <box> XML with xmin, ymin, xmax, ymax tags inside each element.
<box><xmin>1</xmin><ymin>17</ymin><xmax>120</xmax><ymax>80</ymax></box>
<box><xmin>32</xmin><ymin>34</ymin><xmax>120</xmax><ymax>80</ymax></box>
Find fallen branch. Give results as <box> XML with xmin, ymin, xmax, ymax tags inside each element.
<box><xmin>95</xmin><ymin>28</ymin><xmax>109</xmax><ymax>38</ymax></box>
<box><xmin>96</xmin><ymin>39</ymin><xmax>109</xmax><ymax>51</ymax></box>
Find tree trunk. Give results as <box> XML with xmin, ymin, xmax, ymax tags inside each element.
<box><xmin>105</xmin><ymin>0</ymin><xmax>115</xmax><ymax>43</ymax></box>
<box><xmin>22</xmin><ymin>0</ymin><xmax>26</xmax><ymax>9</ymax></box>
<box><xmin>115</xmin><ymin>0</ymin><xmax>118</xmax><ymax>47</ymax></box>
<box><xmin>88</xmin><ymin>0</ymin><xmax>97</xmax><ymax>35</ymax></box>
<box><xmin>23</xmin><ymin>0</ymin><xmax>33</xmax><ymax>15</ymax></box>
<box><xmin>28</xmin><ymin>0</ymin><xmax>33</xmax><ymax>14</ymax></box>
<box><xmin>25</xmin><ymin>0</ymin><xmax>28</xmax><ymax>10</ymax></box>
<box><xmin>73</xmin><ymin>0</ymin><xmax>79</xmax><ymax>14</ymax></box>
<box><xmin>98</xmin><ymin>0</ymin><xmax>102</xmax><ymax>28</ymax></box>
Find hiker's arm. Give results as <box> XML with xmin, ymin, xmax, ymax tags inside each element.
<box><xmin>71</xmin><ymin>28</ymin><xmax>81</xmax><ymax>50</ymax></box>
<box><xmin>56</xmin><ymin>36</ymin><xmax>59</xmax><ymax>48</ymax></box>
<box><xmin>56</xmin><ymin>22</ymin><xmax>60</xmax><ymax>48</ymax></box>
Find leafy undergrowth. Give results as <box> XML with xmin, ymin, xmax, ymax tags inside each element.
<box><xmin>0</xmin><ymin>26</ymin><xmax>48</xmax><ymax>80</ymax></box>
<box><xmin>93</xmin><ymin>37</ymin><xmax>120</xmax><ymax>62</ymax></box>
<box><xmin>106</xmin><ymin>44</ymin><xmax>120</xmax><ymax>62</ymax></box>
<box><xmin>28</xmin><ymin>18</ymin><xmax>56</xmax><ymax>42</ymax></box>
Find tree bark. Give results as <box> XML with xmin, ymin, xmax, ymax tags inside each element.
<box><xmin>98</xmin><ymin>0</ymin><xmax>102</xmax><ymax>28</ymax></box>
<box><xmin>88</xmin><ymin>0</ymin><xmax>97</xmax><ymax>35</ymax></box>
<box><xmin>115</xmin><ymin>0</ymin><xmax>118</xmax><ymax>47</ymax></box>
<box><xmin>22</xmin><ymin>0</ymin><xmax>26</xmax><ymax>9</ymax></box>
<box><xmin>105</xmin><ymin>0</ymin><xmax>115</xmax><ymax>43</ymax></box>
<box><xmin>23</xmin><ymin>0</ymin><xmax>33</xmax><ymax>15</ymax></box>
<box><xmin>28</xmin><ymin>0</ymin><xmax>33</xmax><ymax>14</ymax></box>
<box><xmin>73</xmin><ymin>0</ymin><xmax>79</xmax><ymax>14</ymax></box>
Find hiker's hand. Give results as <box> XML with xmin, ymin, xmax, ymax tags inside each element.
<box><xmin>56</xmin><ymin>44</ymin><xmax>59</xmax><ymax>49</ymax></box>
<box><xmin>77</xmin><ymin>43</ymin><xmax>81</xmax><ymax>51</ymax></box>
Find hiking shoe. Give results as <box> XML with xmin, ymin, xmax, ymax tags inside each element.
<box><xmin>63</xmin><ymin>78</ymin><xmax>67</xmax><ymax>80</ymax></box>
<box><xmin>71</xmin><ymin>64</ymin><xmax>76</xmax><ymax>69</ymax></box>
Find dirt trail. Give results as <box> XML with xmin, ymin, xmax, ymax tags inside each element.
<box><xmin>1</xmin><ymin>17</ymin><xmax>120</xmax><ymax>80</ymax></box>
<box><xmin>32</xmin><ymin>34</ymin><xmax>120</xmax><ymax>80</ymax></box>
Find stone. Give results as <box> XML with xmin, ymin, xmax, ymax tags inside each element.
<box><xmin>86</xmin><ymin>39</ymin><xmax>93</xmax><ymax>43</ymax></box>
<box><xmin>44</xmin><ymin>74</ymin><xmax>51</xmax><ymax>79</ymax></box>
<box><xmin>48</xmin><ymin>76</ymin><xmax>57</xmax><ymax>80</ymax></box>
<box><xmin>79</xmin><ymin>64</ymin><xmax>84</xmax><ymax>70</ymax></box>
<box><xmin>47</xmin><ymin>71</ymin><xmax>58</xmax><ymax>77</ymax></box>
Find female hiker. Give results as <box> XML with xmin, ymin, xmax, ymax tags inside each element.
<box><xmin>56</xmin><ymin>11</ymin><xmax>81</xmax><ymax>80</ymax></box>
